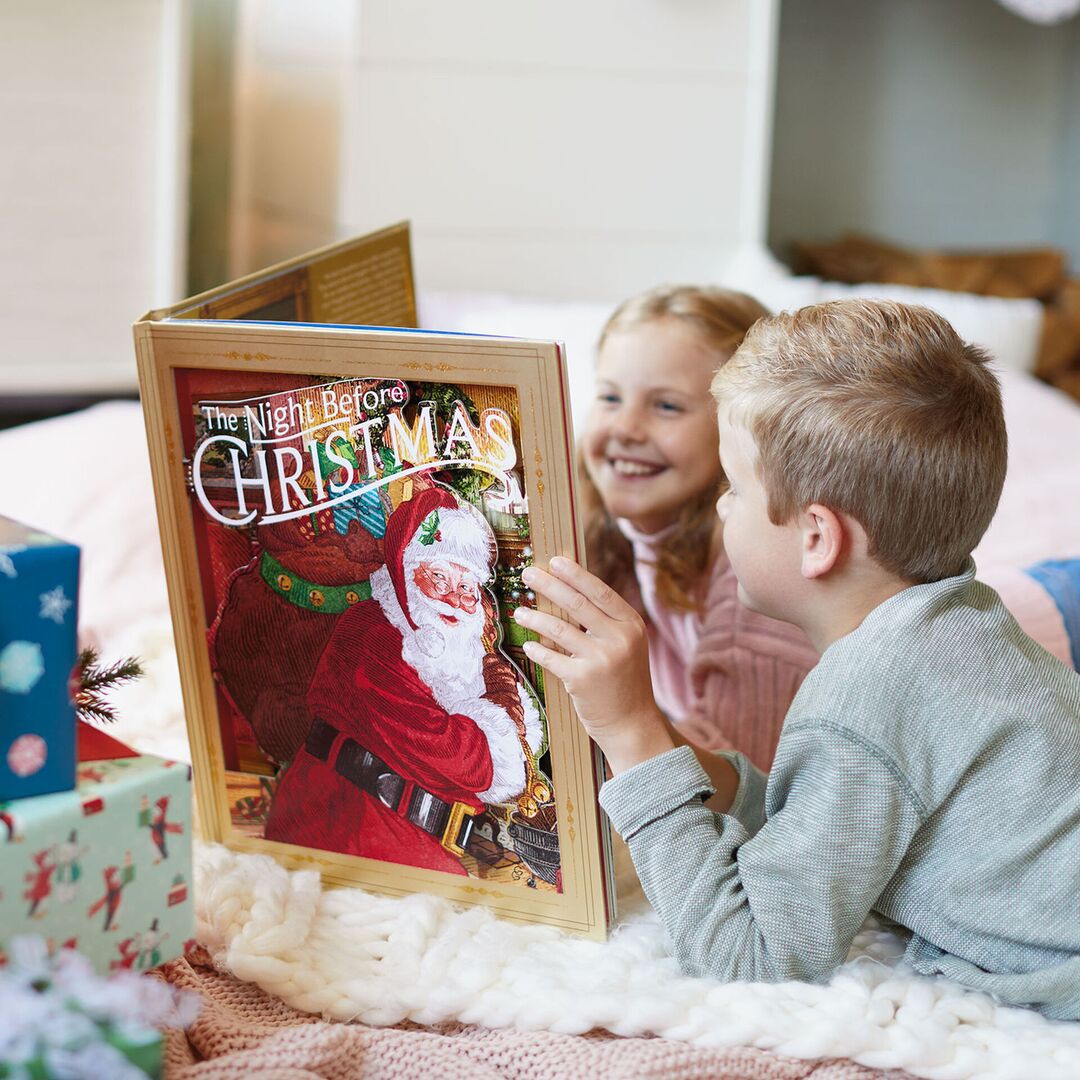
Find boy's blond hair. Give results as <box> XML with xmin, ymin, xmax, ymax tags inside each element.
<box><xmin>711</xmin><ymin>299</ymin><xmax>1007</xmax><ymax>584</ymax></box>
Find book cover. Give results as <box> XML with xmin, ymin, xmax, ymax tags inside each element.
<box><xmin>133</xmin><ymin>224</ymin><xmax>613</xmax><ymax>937</ymax></box>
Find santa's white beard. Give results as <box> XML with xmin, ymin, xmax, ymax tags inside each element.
<box><xmin>368</xmin><ymin>564</ymin><xmax>530</xmax><ymax>804</ymax></box>
<box><xmin>400</xmin><ymin>577</ymin><xmax>487</xmax><ymax>711</ymax></box>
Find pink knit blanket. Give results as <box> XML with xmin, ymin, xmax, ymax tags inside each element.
<box><xmin>160</xmin><ymin>949</ymin><xmax>913</xmax><ymax>1080</ymax></box>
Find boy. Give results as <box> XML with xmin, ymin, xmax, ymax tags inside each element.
<box><xmin>513</xmin><ymin>299</ymin><xmax>1080</xmax><ymax>1019</ymax></box>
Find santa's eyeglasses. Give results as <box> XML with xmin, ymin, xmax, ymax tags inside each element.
<box><xmin>425</xmin><ymin>569</ymin><xmax>478</xmax><ymax>599</ymax></box>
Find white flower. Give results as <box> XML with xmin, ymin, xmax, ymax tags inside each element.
<box><xmin>44</xmin><ymin>1042</ymin><xmax>148</xmax><ymax>1080</ymax></box>
<box><xmin>8</xmin><ymin>936</ymin><xmax>51</xmax><ymax>983</ymax></box>
<box><xmin>0</xmin><ymin>933</ymin><xmax>201</xmax><ymax>1077</ymax></box>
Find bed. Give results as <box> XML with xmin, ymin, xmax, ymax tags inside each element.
<box><xmin>2</xmin><ymin>281</ymin><xmax>1078</xmax><ymax>1079</ymax></box>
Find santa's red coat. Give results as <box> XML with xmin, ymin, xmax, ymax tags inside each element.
<box><xmin>264</xmin><ymin>597</ymin><xmax>499</xmax><ymax>875</ymax></box>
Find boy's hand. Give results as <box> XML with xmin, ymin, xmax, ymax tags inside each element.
<box><xmin>514</xmin><ymin>557</ymin><xmax>675</xmax><ymax>774</ymax></box>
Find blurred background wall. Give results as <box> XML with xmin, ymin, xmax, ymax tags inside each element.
<box><xmin>213</xmin><ymin>0</ymin><xmax>778</xmax><ymax>299</ymax></box>
<box><xmin>769</xmin><ymin>0</ymin><xmax>1080</xmax><ymax>264</ymax></box>
<box><xmin>3</xmin><ymin>0</ymin><xmax>1079</xmax><ymax>409</ymax></box>
<box><xmin>1</xmin><ymin>0</ymin><xmax>188</xmax><ymax>399</ymax></box>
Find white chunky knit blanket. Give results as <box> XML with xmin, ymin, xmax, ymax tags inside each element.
<box><xmin>192</xmin><ymin>841</ymin><xmax>1080</xmax><ymax>1080</ymax></box>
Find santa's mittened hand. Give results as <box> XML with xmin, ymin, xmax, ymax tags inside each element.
<box><xmin>514</xmin><ymin>558</ymin><xmax>673</xmax><ymax>774</ymax></box>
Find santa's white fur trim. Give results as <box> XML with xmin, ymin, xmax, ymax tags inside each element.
<box><xmin>402</xmin><ymin>504</ymin><xmax>494</xmax><ymax>582</ymax></box>
<box><xmin>454</xmin><ymin>696</ymin><xmax>526</xmax><ymax>803</ymax></box>
<box><xmin>370</xmin><ymin>564</ymin><xmax>410</xmax><ymax>637</ymax></box>
<box><xmin>518</xmin><ymin>683</ymin><xmax>543</xmax><ymax>755</ymax></box>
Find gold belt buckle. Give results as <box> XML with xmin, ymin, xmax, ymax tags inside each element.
<box><xmin>441</xmin><ymin>800</ymin><xmax>477</xmax><ymax>856</ymax></box>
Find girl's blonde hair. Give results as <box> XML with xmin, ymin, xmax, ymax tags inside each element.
<box><xmin>582</xmin><ymin>284</ymin><xmax>770</xmax><ymax>612</ymax></box>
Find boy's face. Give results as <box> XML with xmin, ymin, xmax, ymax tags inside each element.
<box><xmin>583</xmin><ymin>320</ymin><xmax>724</xmax><ymax>534</ymax></box>
<box><xmin>715</xmin><ymin>408</ymin><xmax>804</xmax><ymax>621</ymax></box>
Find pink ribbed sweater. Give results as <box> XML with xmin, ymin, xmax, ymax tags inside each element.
<box><xmin>619</xmin><ymin>522</ymin><xmax>818</xmax><ymax>772</ymax></box>
<box><xmin>619</xmin><ymin>524</ymin><xmax>1071</xmax><ymax>774</ymax></box>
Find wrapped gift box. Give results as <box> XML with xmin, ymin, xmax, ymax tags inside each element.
<box><xmin>0</xmin><ymin>515</ymin><xmax>80</xmax><ymax>800</ymax></box>
<box><xmin>0</xmin><ymin>726</ymin><xmax>194</xmax><ymax>976</ymax></box>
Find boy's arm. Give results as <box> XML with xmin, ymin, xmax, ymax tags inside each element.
<box><xmin>662</xmin><ymin>719</ymin><xmax>758</xmax><ymax>820</ymax></box>
<box><xmin>513</xmin><ymin>558</ymin><xmax>743</xmax><ymax>810</ymax></box>
<box><xmin>600</xmin><ymin>727</ymin><xmax>921</xmax><ymax>984</ymax></box>
<box><xmin>514</xmin><ymin>557</ymin><xmax>919</xmax><ymax>982</ymax></box>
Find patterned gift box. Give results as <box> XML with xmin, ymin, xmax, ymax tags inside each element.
<box><xmin>0</xmin><ymin>726</ymin><xmax>194</xmax><ymax>977</ymax></box>
<box><xmin>0</xmin><ymin>515</ymin><xmax>80</xmax><ymax>800</ymax></box>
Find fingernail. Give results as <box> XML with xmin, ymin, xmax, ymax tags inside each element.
<box><xmin>513</xmin><ymin>607</ymin><xmax>526</xmax><ymax>621</ymax></box>
<box><xmin>521</xmin><ymin>567</ymin><xmax>536</xmax><ymax>584</ymax></box>
<box><xmin>550</xmin><ymin>556</ymin><xmax>568</xmax><ymax>572</ymax></box>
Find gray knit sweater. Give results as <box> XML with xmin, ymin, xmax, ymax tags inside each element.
<box><xmin>600</xmin><ymin>563</ymin><xmax>1080</xmax><ymax>1019</ymax></box>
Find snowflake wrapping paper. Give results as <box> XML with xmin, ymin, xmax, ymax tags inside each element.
<box><xmin>0</xmin><ymin>515</ymin><xmax>80</xmax><ymax>800</ymax></box>
<box><xmin>0</xmin><ymin>727</ymin><xmax>194</xmax><ymax>978</ymax></box>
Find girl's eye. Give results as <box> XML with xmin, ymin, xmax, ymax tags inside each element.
<box><xmin>597</xmin><ymin>392</ymin><xmax>619</xmax><ymax>405</ymax></box>
<box><xmin>656</xmin><ymin>400</ymin><xmax>683</xmax><ymax>414</ymax></box>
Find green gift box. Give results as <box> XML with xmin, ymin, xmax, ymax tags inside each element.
<box><xmin>0</xmin><ymin>731</ymin><xmax>194</xmax><ymax>976</ymax></box>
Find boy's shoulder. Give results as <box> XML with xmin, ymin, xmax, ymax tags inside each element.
<box><xmin>786</xmin><ymin>567</ymin><xmax>1080</xmax><ymax>805</ymax></box>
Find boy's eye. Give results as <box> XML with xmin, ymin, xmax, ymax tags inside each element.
<box><xmin>597</xmin><ymin>392</ymin><xmax>620</xmax><ymax>405</ymax></box>
<box><xmin>656</xmin><ymin>400</ymin><xmax>683</xmax><ymax>414</ymax></box>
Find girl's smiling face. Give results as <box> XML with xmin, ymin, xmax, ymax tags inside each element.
<box><xmin>582</xmin><ymin>319</ymin><xmax>725</xmax><ymax>534</ymax></box>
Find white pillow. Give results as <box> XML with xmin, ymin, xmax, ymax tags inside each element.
<box><xmin>713</xmin><ymin>246</ymin><xmax>1045</xmax><ymax>375</ymax></box>
<box><xmin>805</xmin><ymin>280</ymin><xmax>1044</xmax><ymax>375</ymax></box>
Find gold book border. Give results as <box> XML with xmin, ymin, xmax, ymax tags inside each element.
<box><xmin>134</xmin><ymin>319</ymin><xmax>610</xmax><ymax>939</ymax></box>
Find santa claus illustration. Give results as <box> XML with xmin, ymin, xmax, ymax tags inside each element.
<box><xmin>264</xmin><ymin>485</ymin><xmax>545</xmax><ymax>875</ymax></box>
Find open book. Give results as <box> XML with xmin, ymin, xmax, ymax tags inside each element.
<box><xmin>133</xmin><ymin>223</ymin><xmax>614</xmax><ymax>938</ymax></box>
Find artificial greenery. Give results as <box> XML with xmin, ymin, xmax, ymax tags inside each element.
<box><xmin>73</xmin><ymin>648</ymin><xmax>144</xmax><ymax>724</ymax></box>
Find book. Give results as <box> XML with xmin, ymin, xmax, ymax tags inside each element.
<box><xmin>133</xmin><ymin>223</ymin><xmax>614</xmax><ymax>938</ymax></box>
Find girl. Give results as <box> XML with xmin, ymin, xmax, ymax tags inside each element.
<box><xmin>579</xmin><ymin>285</ymin><xmax>818</xmax><ymax>770</ymax></box>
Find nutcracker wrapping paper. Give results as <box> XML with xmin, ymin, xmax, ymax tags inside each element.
<box><xmin>0</xmin><ymin>726</ymin><xmax>194</xmax><ymax>976</ymax></box>
<box><xmin>0</xmin><ymin>515</ymin><xmax>80</xmax><ymax>800</ymax></box>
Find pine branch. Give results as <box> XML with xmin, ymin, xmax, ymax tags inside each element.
<box><xmin>75</xmin><ymin>696</ymin><xmax>121</xmax><ymax>723</ymax></box>
<box><xmin>75</xmin><ymin>648</ymin><xmax>144</xmax><ymax>724</ymax></box>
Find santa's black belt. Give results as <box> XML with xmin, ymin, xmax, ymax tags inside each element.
<box><xmin>304</xmin><ymin>717</ymin><xmax>477</xmax><ymax>857</ymax></box>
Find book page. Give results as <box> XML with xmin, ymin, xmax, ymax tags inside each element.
<box><xmin>164</xmin><ymin>222</ymin><xmax>417</xmax><ymax>328</ymax></box>
<box><xmin>176</xmin><ymin>367</ymin><xmax>560</xmax><ymax>892</ymax></box>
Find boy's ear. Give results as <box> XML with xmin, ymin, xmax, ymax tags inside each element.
<box><xmin>800</xmin><ymin>503</ymin><xmax>846</xmax><ymax>580</ymax></box>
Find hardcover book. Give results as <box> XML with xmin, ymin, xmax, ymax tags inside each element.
<box><xmin>133</xmin><ymin>223</ymin><xmax>614</xmax><ymax>938</ymax></box>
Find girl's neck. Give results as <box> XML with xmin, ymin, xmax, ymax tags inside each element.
<box><xmin>616</xmin><ymin>516</ymin><xmax>679</xmax><ymax>543</ymax></box>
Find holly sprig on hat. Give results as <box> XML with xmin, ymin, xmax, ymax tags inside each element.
<box><xmin>418</xmin><ymin>510</ymin><xmax>442</xmax><ymax>546</ymax></box>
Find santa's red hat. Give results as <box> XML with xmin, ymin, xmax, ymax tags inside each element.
<box><xmin>383</xmin><ymin>485</ymin><xmax>496</xmax><ymax>630</ymax></box>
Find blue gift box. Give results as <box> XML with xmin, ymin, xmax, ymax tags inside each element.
<box><xmin>0</xmin><ymin>516</ymin><xmax>80</xmax><ymax>800</ymax></box>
